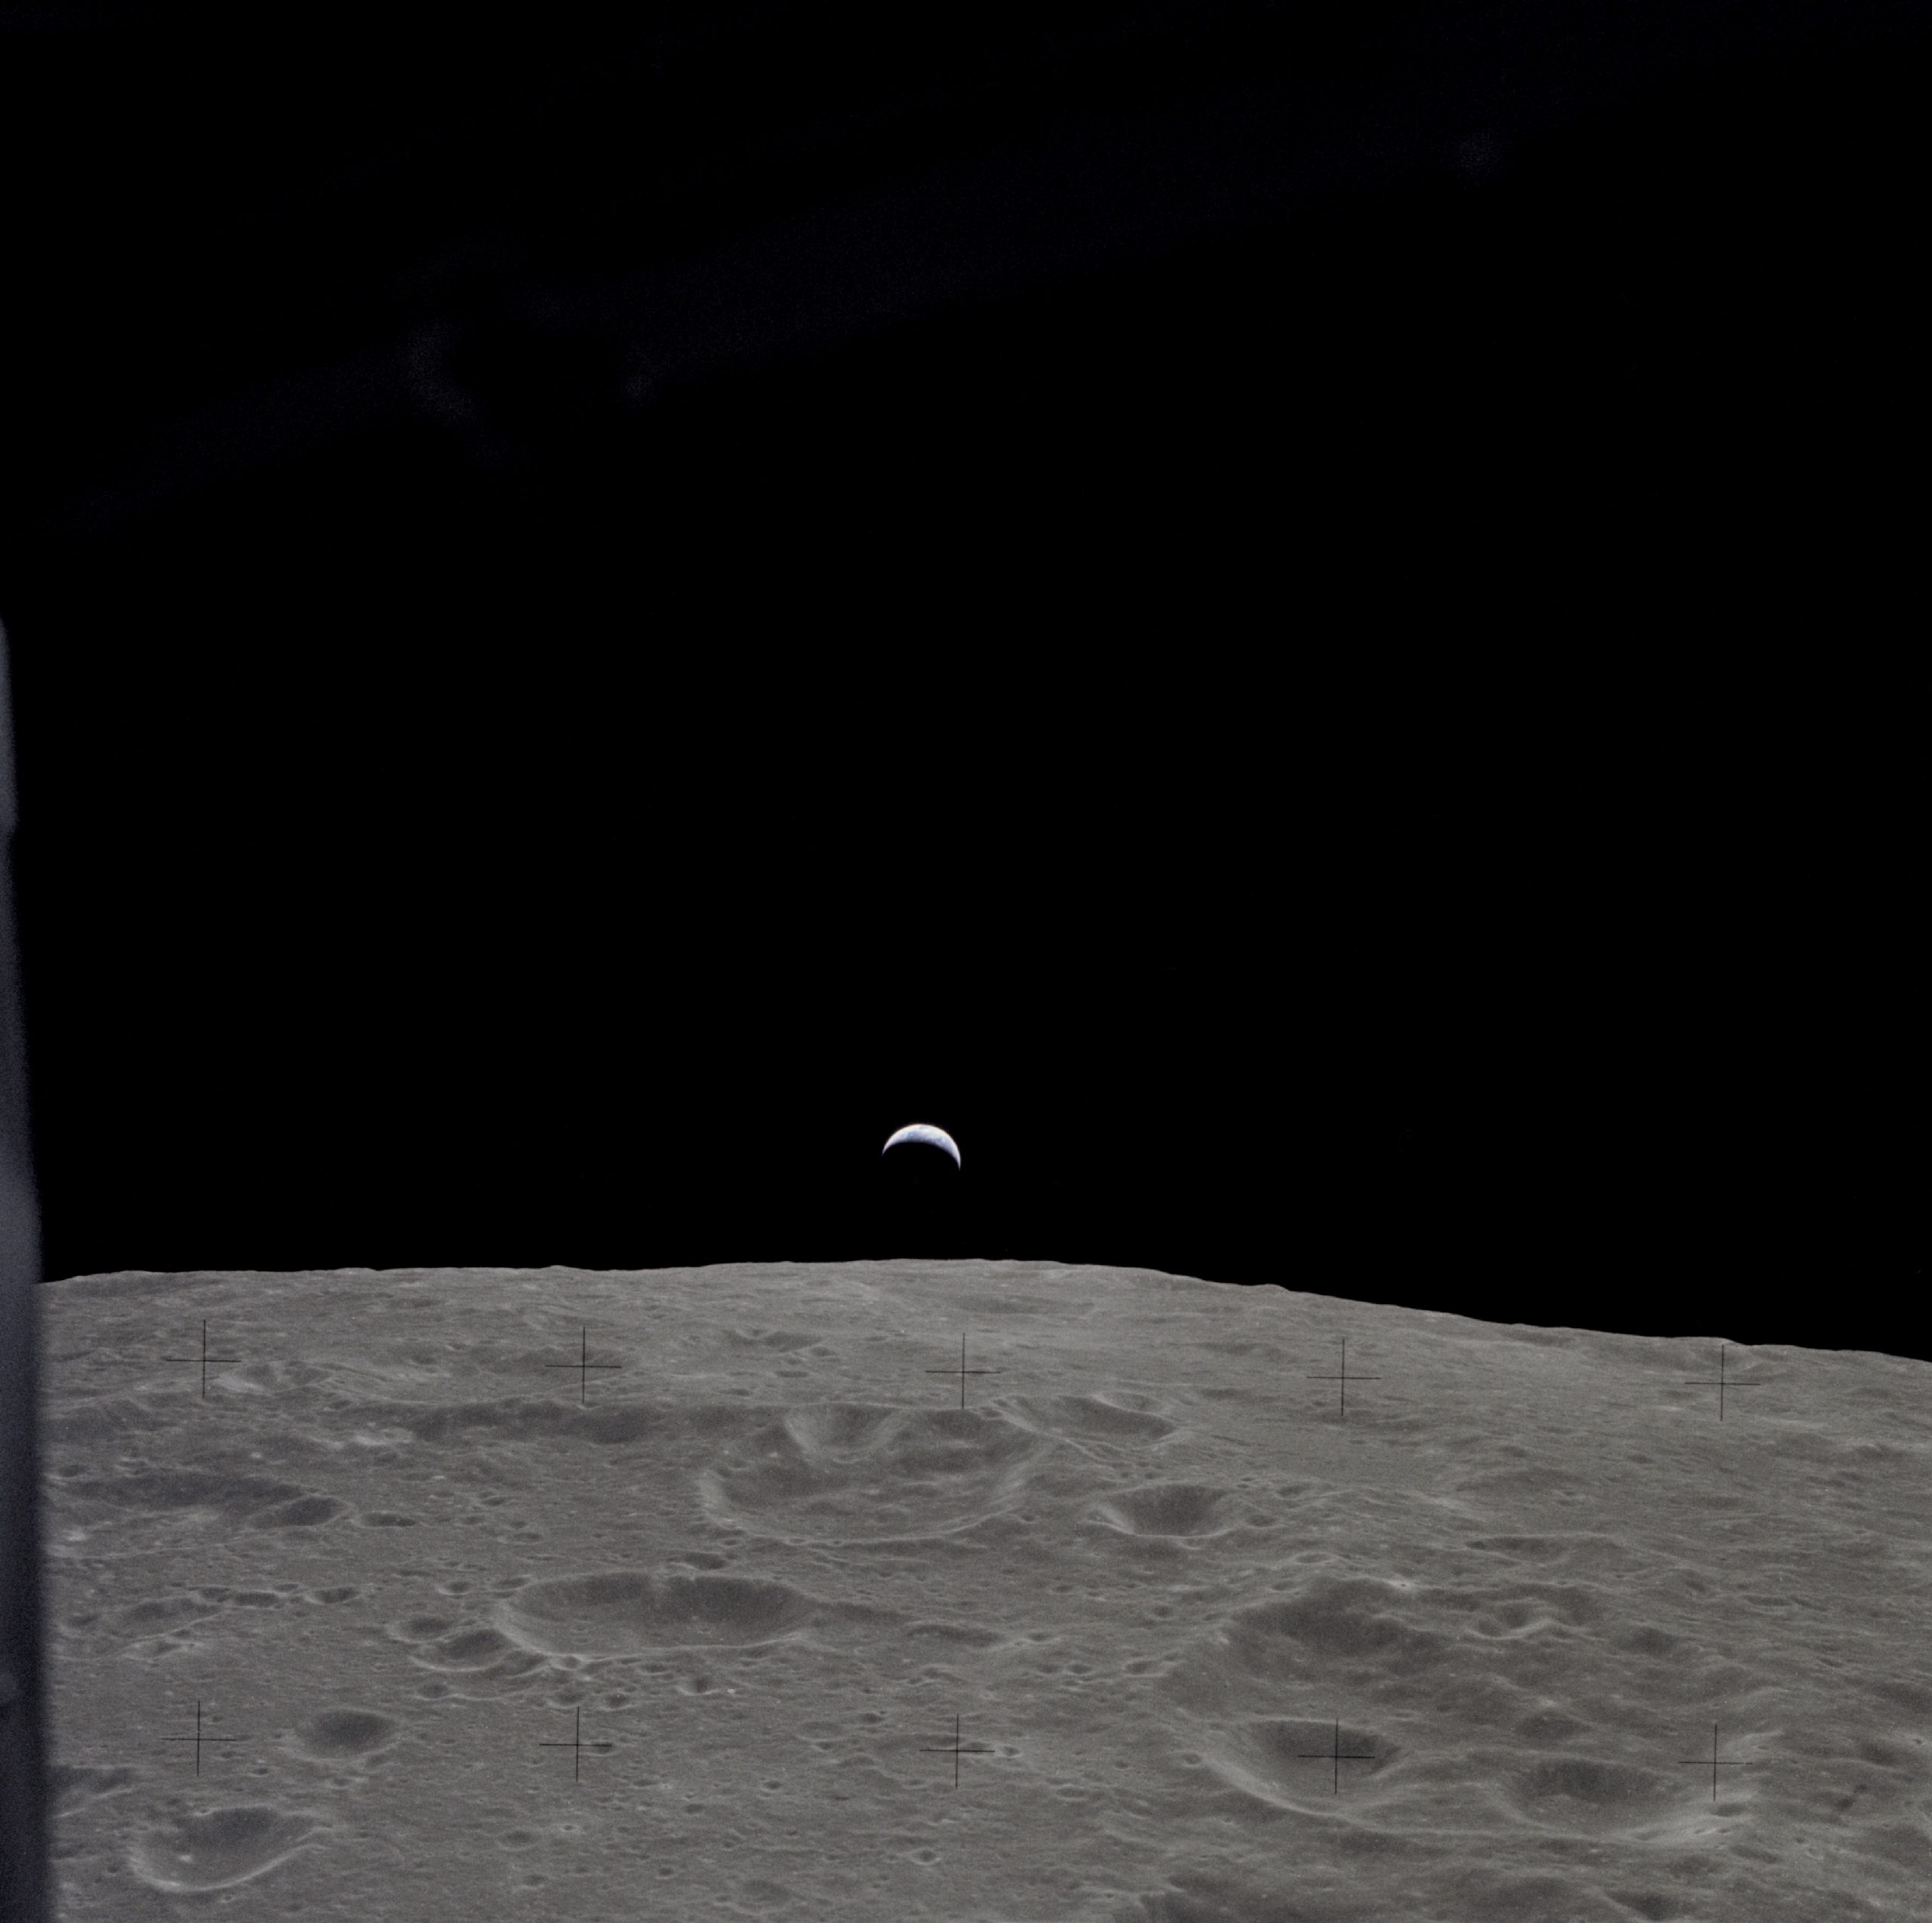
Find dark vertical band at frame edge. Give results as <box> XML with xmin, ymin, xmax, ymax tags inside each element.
<box><xmin>0</xmin><ymin>614</ymin><xmax>51</xmax><ymax>1923</ymax></box>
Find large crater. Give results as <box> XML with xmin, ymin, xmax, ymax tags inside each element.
<box><xmin>497</xmin><ymin>1570</ymin><xmax>814</xmax><ymax>1654</ymax></box>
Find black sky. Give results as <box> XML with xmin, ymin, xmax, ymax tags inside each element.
<box><xmin>2</xmin><ymin>2</ymin><xmax>1920</xmax><ymax>1350</ymax></box>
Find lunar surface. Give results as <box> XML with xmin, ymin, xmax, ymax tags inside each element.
<box><xmin>34</xmin><ymin>1261</ymin><xmax>1932</xmax><ymax>1921</ymax></box>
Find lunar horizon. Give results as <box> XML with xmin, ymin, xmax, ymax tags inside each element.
<box><xmin>35</xmin><ymin>1260</ymin><xmax>1932</xmax><ymax>1921</ymax></box>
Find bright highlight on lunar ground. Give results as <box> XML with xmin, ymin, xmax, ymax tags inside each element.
<box><xmin>34</xmin><ymin>1261</ymin><xmax>1931</xmax><ymax>1922</ymax></box>
<box><xmin>881</xmin><ymin>1124</ymin><xmax>961</xmax><ymax>1168</ymax></box>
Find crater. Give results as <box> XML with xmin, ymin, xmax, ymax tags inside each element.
<box><xmin>1026</xmin><ymin>1393</ymin><xmax>1177</xmax><ymax>1443</ymax></box>
<box><xmin>128</xmin><ymin>1804</ymin><xmax>328</xmax><ymax>1891</ymax></box>
<box><xmin>1514</xmin><ymin>1708</ymin><xmax>1589</xmax><ymax>1743</ymax></box>
<box><xmin>69</xmin><ymin>1469</ymin><xmax>304</xmax><ymax>1520</ymax></box>
<box><xmin>903</xmin><ymin>1620</ymin><xmax>1004</xmax><ymax>1649</ymax></box>
<box><xmin>1224</xmin><ymin>1576</ymin><xmax>1452</xmax><ymax>1680</ymax></box>
<box><xmin>1467</xmin><ymin>1535</ymin><xmax>1558</xmax><ymax>1559</ymax></box>
<box><xmin>1607</xmin><ymin>1891</ymin><xmax>1691</xmax><ymax>1921</ymax></box>
<box><xmin>500</xmin><ymin>1569</ymin><xmax>814</xmax><ymax>1654</ymax></box>
<box><xmin>1202</xmin><ymin>1717</ymin><xmax>1400</xmax><ymax>1806</ymax></box>
<box><xmin>1505</xmin><ymin>1755</ymin><xmax>1666</xmax><ymax>1831</ymax></box>
<box><xmin>1614</xmin><ymin>1626</ymin><xmax>1684</xmax><ymax>1660</ymax></box>
<box><xmin>780</xmin><ymin>1402</ymin><xmax>897</xmax><ymax>1453</ymax></box>
<box><xmin>1094</xmin><ymin>1483</ymin><xmax>1235</xmax><ymax>1537</ymax></box>
<box><xmin>291</xmin><ymin>1709</ymin><xmax>397</xmax><ymax>1758</ymax></box>
<box><xmin>698</xmin><ymin>1405</ymin><xmax>1046</xmax><ymax>1540</ymax></box>
<box><xmin>415</xmin><ymin>1626</ymin><xmax>522</xmax><ymax>1670</ymax></box>
<box><xmin>50</xmin><ymin>1762</ymin><xmax>138</xmax><ymax>1810</ymax></box>
<box><xmin>1872</xmin><ymin>1680</ymin><xmax>1932</xmax><ymax>1715</ymax></box>
<box><xmin>250</xmin><ymin>1494</ymin><xmax>349</xmax><ymax>1530</ymax></box>
<box><xmin>116</xmin><ymin>1595</ymin><xmax>217</xmax><ymax>1632</ymax></box>
<box><xmin>1469</xmin><ymin>1600</ymin><xmax>1554</xmax><ymax>1639</ymax></box>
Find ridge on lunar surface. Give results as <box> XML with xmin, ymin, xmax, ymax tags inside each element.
<box><xmin>36</xmin><ymin>1260</ymin><xmax>1932</xmax><ymax>1921</ymax></box>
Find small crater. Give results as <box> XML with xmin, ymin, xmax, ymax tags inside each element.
<box><xmin>1192</xmin><ymin>1720</ymin><xmax>1399</xmax><ymax>1811</ymax></box>
<box><xmin>1871</xmin><ymin>1679</ymin><xmax>1932</xmax><ymax>1715</ymax></box>
<box><xmin>70</xmin><ymin>1469</ymin><xmax>304</xmax><ymax>1519</ymax></box>
<box><xmin>1514</xmin><ymin>1709</ymin><xmax>1588</xmax><ymax>1743</ymax></box>
<box><xmin>1470</xmin><ymin>1598</ymin><xmax>1555</xmax><ymax>1639</ymax></box>
<box><xmin>1095</xmin><ymin>1483</ymin><xmax>1233</xmax><ymax>1537</ymax></box>
<box><xmin>420</xmin><ymin>1627</ymin><xmax>518</xmax><ymax>1669</ymax></box>
<box><xmin>738</xmin><ymin>1876</ymin><xmax>795</xmax><ymax>1908</ymax></box>
<box><xmin>251</xmin><ymin>1495</ymin><xmax>348</xmax><ymax>1530</ymax></box>
<box><xmin>50</xmin><ymin>1762</ymin><xmax>138</xmax><ymax>1809</ymax></box>
<box><xmin>1614</xmin><ymin>1626</ymin><xmax>1682</xmax><ymax>1660</ymax></box>
<box><xmin>117</xmin><ymin>1596</ymin><xmax>216</xmax><ymax>1632</ymax></box>
<box><xmin>291</xmin><ymin>1709</ymin><xmax>396</xmax><ymax>1758</ymax></box>
<box><xmin>722</xmin><ymin>1328</ymin><xmax>820</xmax><ymax>1352</ymax></box>
<box><xmin>903</xmin><ymin>1620</ymin><xmax>1003</xmax><ymax>1649</ymax></box>
<box><xmin>1855</xmin><ymin>1735</ymin><xmax>1913</xmax><ymax>1769</ymax></box>
<box><xmin>1226</xmin><ymin>1576</ymin><xmax>1451</xmax><ymax>1678</ymax></box>
<box><xmin>781</xmin><ymin>1403</ymin><xmax>895</xmax><ymax>1454</ymax></box>
<box><xmin>1467</xmin><ymin>1535</ymin><xmax>1557</xmax><ymax>1558</ymax></box>
<box><xmin>1611</xmin><ymin>1891</ymin><xmax>1690</xmax><ymax>1920</ymax></box>
<box><xmin>353</xmin><ymin>1512</ymin><xmax>419</xmax><ymax>1528</ymax></box>
<box><xmin>1042</xmin><ymin>1394</ymin><xmax>1177</xmax><ymax>1442</ymax></box>
<box><xmin>579</xmin><ymin>1405</ymin><xmax>675</xmax><ymax>1446</ymax></box>
<box><xmin>701</xmin><ymin>1405</ymin><xmax>1043</xmax><ymax>1540</ymax></box>
<box><xmin>1506</xmin><ymin>1755</ymin><xmax>1661</xmax><ymax>1830</ymax></box>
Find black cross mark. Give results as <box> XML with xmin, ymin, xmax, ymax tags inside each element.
<box><xmin>158</xmin><ymin>1321</ymin><xmax>245</xmax><ymax>1400</ymax></box>
<box><xmin>159</xmin><ymin>1700</ymin><xmax>247</xmax><ymax>1775</ymax></box>
<box><xmin>918</xmin><ymin>1713</ymin><xmax>997</xmax><ymax>1789</ymax></box>
<box><xmin>1307</xmin><ymin>1336</ymin><xmax>1382</xmax><ymax>1417</ymax></box>
<box><xmin>1295</xmin><ymin>1718</ymin><xmax>1376</xmax><ymax>1794</ymax></box>
<box><xmin>543</xmin><ymin>1325</ymin><xmax>625</xmax><ymax>1405</ymax></box>
<box><xmin>924</xmin><ymin>1331</ymin><xmax>1003</xmax><ymax>1409</ymax></box>
<box><xmin>537</xmin><ymin>1705</ymin><xmax>616</xmax><ymax>1783</ymax></box>
<box><xmin>1678</xmin><ymin>1345</ymin><xmax>1767</xmax><ymax>1421</ymax></box>
<box><xmin>1675</xmin><ymin>1722</ymin><xmax>1755</xmax><ymax>1801</ymax></box>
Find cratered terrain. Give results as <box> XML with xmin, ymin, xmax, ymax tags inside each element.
<box><xmin>33</xmin><ymin>1262</ymin><xmax>1932</xmax><ymax>1921</ymax></box>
